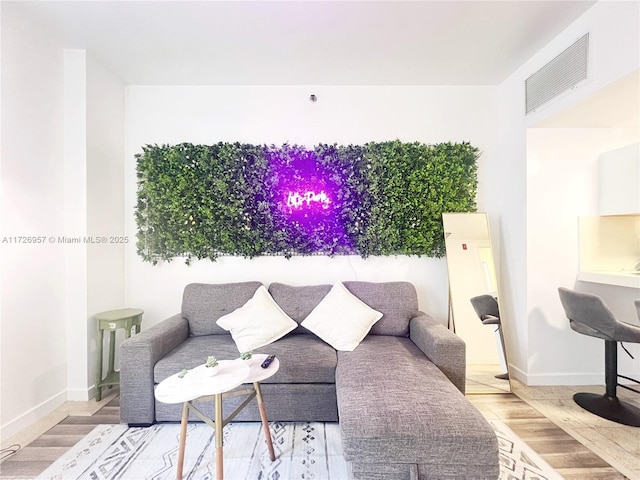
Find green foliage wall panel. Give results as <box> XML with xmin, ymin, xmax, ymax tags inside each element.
<box><xmin>135</xmin><ymin>141</ymin><xmax>478</xmax><ymax>263</ymax></box>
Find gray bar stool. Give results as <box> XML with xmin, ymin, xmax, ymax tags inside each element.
<box><xmin>558</xmin><ymin>287</ymin><xmax>640</xmax><ymax>427</ymax></box>
<box><xmin>470</xmin><ymin>294</ymin><xmax>509</xmax><ymax>380</ymax></box>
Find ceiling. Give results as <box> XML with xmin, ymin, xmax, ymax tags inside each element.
<box><xmin>7</xmin><ymin>0</ymin><xmax>598</xmax><ymax>85</ymax></box>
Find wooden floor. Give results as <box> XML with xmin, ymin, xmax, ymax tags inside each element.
<box><xmin>0</xmin><ymin>393</ymin><xmax>121</xmax><ymax>479</ymax></box>
<box><xmin>466</xmin><ymin>363</ymin><xmax>511</xmax><ymax>394</ymax></box>
<box><xmin>506</xmin><ymin>380</ymin><xmax>640</xmax><ymax>479</ymax></box>
<box><xmin>1</xmin><ymin>383</ymin><xmax>639</xmax><ymax>479</ymax></box>
<box><xmin>467</xmin><ymin>392</ymin><xmax>632</xmax><ymax>480</ymax></box>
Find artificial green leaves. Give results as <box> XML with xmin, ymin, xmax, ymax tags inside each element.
<box><xmin>135</xmin><ymin>141</ymin><xmax>478</xmax><ymax>263</ymax></box>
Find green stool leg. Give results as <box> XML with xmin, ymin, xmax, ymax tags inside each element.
<box><xmin>107</xmin><ymin>330</ymin><xmax>116</xmax><ymax>377</ymax></box>
<box><xmin>95</xmin><ymin>309</ymin><xmax>143</xmax><ymax>402</ymax></box>
<box><xmin>96</xmin><ymin>329</ymin><xmax>104</xmax><ymax>402</ymax></box>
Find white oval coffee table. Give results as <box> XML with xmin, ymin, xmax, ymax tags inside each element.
<box><xmin>155</xmin><ymin>354</ymin><xmax>280</xmax><ymax>480</ymax></box>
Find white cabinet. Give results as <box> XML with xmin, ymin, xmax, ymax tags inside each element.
<box><xmin>578</xmin><ymin>215</ymin><xmax>640</xmax><ymax>288</ymax></box>
<box><xmin>598</xmin><ymin>143</ymin><xmax>640</xmax><ymax>216</ymax></box>
<box><xmin>580</xmin><ymin>143</ymin><xmax>640</xmax><ymax>288</ymax></box>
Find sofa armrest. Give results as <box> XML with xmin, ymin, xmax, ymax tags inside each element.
<box><xmin>410</xmin><ymin>313</ymin><xmax>466</xmax><ymax>394</ymax></box>
<box><xmin>120</xmin><ymin>313</ymin><xmax>189</xmax><ymax>425</ymax></box>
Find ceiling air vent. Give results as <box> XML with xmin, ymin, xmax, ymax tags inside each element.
<box><xmin>525</xmin><ymin>33</ymin><xmax>589</xmax><ymax>115</ymax></box>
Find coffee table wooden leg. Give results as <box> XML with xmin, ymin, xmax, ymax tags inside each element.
<box><xmin>176</xmin><ymin>402</ymin><xmax>189</xmax><ymax>480</ymax></box>
<box><xmin>215</xmin><ymin>393</ymin><xmax>223</xmax><ymax>480</ymax></box>
<box><xmin>254</xmin><ymin>382</ymin><xmax>275</xmax><ymax>461</ymax></box>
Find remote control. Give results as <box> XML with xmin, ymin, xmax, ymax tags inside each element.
<box><xmin>261</xmin><ymin>354</ymin><xmax>275</xmax><ymax>369</ymax></box>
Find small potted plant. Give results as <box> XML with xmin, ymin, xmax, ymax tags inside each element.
<box><xmin>204</xmin><ymin>355</ymin><xmax>219</xmax><ymax>376</ymax></box>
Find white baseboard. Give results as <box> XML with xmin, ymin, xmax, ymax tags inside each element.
<box><xmin>524</xmin><ymin>373</ymin><xmax>605</xmax><ymax>386</ymax></box>
<box><xmin>0</xmin><ymin>391</ymin><xmax>67</xmax><ymax>442</ymax></box>
<box><xmin>506</xmin><ymin>364</ymin><xmax>526</xmax><ymax>383</ymax></box>
<box><xmin>510</xmin><ymin>366</ymin><xmax>638</xmax><ymax>386</ymax></box>
<box><xmin>67</xmin><ymin>385</ymin><xmax>94</xmax><ymax>402</ymax></box>
<box><xmin>1</xmin><ymin>384</ymin><xmax>96</xmax><ymax>443</ymax></box>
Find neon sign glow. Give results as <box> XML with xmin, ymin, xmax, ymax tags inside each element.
<box><xmin>286</xmin><ymin>190</ymin><xmax>331</xmax><ymax>210</ymax></box>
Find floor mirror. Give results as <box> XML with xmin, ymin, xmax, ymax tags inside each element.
<box><xmin>442</xmin><ymin>212</ymin><xmax>511</xmax><ymax>394</ymax></box>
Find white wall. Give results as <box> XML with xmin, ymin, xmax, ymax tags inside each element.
<box><xmin>1</xmin><ymin>4</ymin><xmax>67</xmax><ymax>437</ymax></box>
<box><xmin>497</xmin><ymin>0</ymin><xmax>640</xmax><ymax>384</ymax></box>
<box><xmin>1</xmin><ymin>7</ymin><xmax>125</xmax><ymax>436</ymax></box>
<box><xmin>124</xmin><ymin>86</ymin><xmax>499</xmax><ymax>328</ymax></box>
<box><xmin>86</xmin><ymin>54</ymin><xmax>126</xmax><ymax>395</ymax></box>
<box><xmin>63</xmin><ymin>49</ymin><xmax>89</xmax><ymax>400</ymax></box>
<box><xmin>63</xmin><ymin>50</ymin><xmax>126</xmax><ymax>400</ymax></box>
<box><xmin>527</xmin><ymin>128</ymin><xmax>639</xmax><ymax>385</ymax></box>
<box><xmin>57</xmin><ymin>49</ymin><xmax>127</xmax><ymax>403</ymax></box>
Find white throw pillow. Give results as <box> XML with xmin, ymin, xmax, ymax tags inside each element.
<box><xmin>300</xmin><ymin>282</ymin><xmax>383</xmax><ymax>351</ymax></box>
<box><xmin>216</xmin><ymin>285</ymin><xmax>297</xmax><ymax>352</ymax></box>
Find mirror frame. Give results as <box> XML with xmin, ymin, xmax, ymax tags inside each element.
<box><xmin>442</xmin><ymin>212</ymin><xmax>512</xmax><ymax>394</ymax></box>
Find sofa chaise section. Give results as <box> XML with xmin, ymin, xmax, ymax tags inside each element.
<box><xmin>336</xmin><ymin>335</ymin><xmax>499</xmax><ymax>480</ymax></box>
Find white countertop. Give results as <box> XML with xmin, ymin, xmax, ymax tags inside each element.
<box><xmin>578</xmin><ymin>270</ymin><xmax>640</xmax><ymax>289</ymax></box>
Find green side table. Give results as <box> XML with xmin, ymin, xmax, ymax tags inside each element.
<box><xmin>95</xmin><ymin>308</ymin><xmax>143</xmax><ymax>401</ymax></box>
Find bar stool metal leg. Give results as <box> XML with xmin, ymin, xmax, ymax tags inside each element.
<box><xmin>573</xmin><ymin>340</ymin><xmax>640</xmax><ymax>427</ymax></box>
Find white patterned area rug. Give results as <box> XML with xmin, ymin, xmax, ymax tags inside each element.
<box><xmin>37</xmin><ymin>422</ymin><xmax>347</xmax><ymax>480</ymax></box>
<box><xmin>37</xmin><ymin>420</ymin><xmax>563</xmax><ymax>480</ymax></box>
<box><xmin>490</xmin><ymin>420</ymin><xmax>564</xmax><ymax>480</ymax></box>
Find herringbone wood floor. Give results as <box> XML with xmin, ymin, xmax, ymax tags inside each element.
<box><xmin>0</xmin><ymin>385</ymin><xmax>637</xmax><ymax>479</ymax></box>
<box><xmin>467</xmin><ymin>394</ymin><xmax>629</xmax><ymax>479</ymax></box>
<box><xmin>0</xmin><ymin>395</ymin><xmax>121</xmax><ymax>479</ymax></box>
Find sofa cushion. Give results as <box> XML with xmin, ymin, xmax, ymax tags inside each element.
<box><xmin>216</xmin><ymin>285</ymin><xmax>297</xmax><ymax>352</ymax></box>
<box><xmin>301</xmin><ymin>282</ymin><xmax>383</xmax><ymax>351</ymax></box>
<box><xmin>253</xmin><ymin>334</ymin><xmax>337</xmax><ymax>384</ymax></box>
<box><xmin>336</xmin><ymin>335</ymin><xmax>498</xmax><ymax>469</ymax></box>
<box><xmin>182</xmin><ymin>282</ymin><xmax>263</xmax><ymax>336</ymax></box>
<box><xmin>343</xmin><ymin>281</ymin><xmax>418</xmax><ymax>337</ymax></box>
<box><xmin>268</xmin><ymin>283</ymin><xmax>332</xmax><ymax>332</ymax></box>
<box><xmin>154</xmin><ymin>333</ymin><xmax>337</xmax><ymax>384</ymax></box>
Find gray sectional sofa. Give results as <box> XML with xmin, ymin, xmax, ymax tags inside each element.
<box><xmin>120</xmin><ymin>281</ymin><xmax>499</xmax><ymax>479</ymax></box>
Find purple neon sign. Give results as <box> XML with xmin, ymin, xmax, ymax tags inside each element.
<box><xmin>263</xmin><ymin>144</ymin><xmax>353</xmax><ymax>253</ymax></box>
<box><xmin>285</xmin><ymin>189</ymin><xmax>331</xmax><ymax>210</ymax></box>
